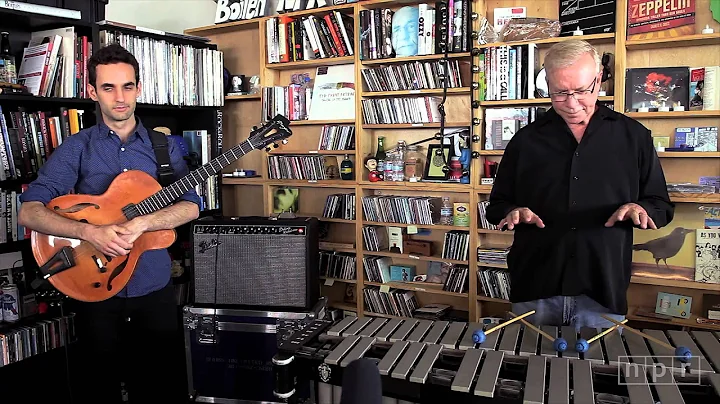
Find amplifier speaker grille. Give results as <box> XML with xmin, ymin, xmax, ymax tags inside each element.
<box><xmin>191</xmin><ymin>216</ymin><xmax>319</xmax><ymax>310</ymax></box>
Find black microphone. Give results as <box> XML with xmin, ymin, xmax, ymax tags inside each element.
<box><xmin>339</xmin><ymin>358</ymin><xmax>383</xmax><ymax>404</ymax></box>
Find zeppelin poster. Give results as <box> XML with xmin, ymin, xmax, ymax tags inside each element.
<box><xmin>627</xmin><ymin>0</ymin><xmax>696</xmax><ymax>40</ymax></box>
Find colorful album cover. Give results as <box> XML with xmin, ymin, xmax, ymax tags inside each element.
<box><xmin>624</xmin><ymin>67</ymin><xmax>689</xmax><ymax>111</ymax></box>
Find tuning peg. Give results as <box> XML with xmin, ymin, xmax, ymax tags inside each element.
<box><xmin>471</xmin><ymin>48</ymin><xmax>481</xmax><ymax>56</ymax></box>
<box><xmin>471</xmin><ymin>151</ymin><xmax>480</xmax><ymax>159</ymax></box>
<box><xmin>472</xmin><ymin>134</ymin><xmax>480</xmax><ymax>143</ymax></box>
<box><xmin>472</xmin><ymin>82</ymin><xmax>480</xmax><ymax>90</ymax></box>
<box><xmin>472</xmin><ymin>65</ymin><xmax>480</xmax><ymax>73</ymax></box>
<box><xmin>472</xmin><ymin>101</ymin><xmax>480</xmax><ymax>108</ymax></box>
<box><xmin>282</xmin><ymin>139</ymin><xmax>289</xmax><ymax>144</ymax></box>
<box><xmin>472</xmin><ymin>118</ymin><xmax>481</xmax><ymax>126</ymax></box>
<box><xmin>471</xmin><ymin>12</ymin><xmax>479</xmax><ymax>20</ymax></box>
<box><xmin>265</xmin><ymin>147</ymin><xmax>272</xmax><ymax>152</ymax></box>
<box><xmin>253</xmin><ymin>126</ymin><xmax>258</xmax><ymax>131</ymax></box>
<box><xmin>273</xmin><ymin>143</ymin><xmax>279</xmax><ymax>148</ymax></box>
<box><xmin>471</xmin><ymin>31</ymin><xmax>479</xmax><ymax>40</ymax></box>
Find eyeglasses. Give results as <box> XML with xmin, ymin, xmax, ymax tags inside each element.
<box><xmin>548</xmin><ymin>78</ymin><xmax>597</xmax><ymax>102</ymax></box>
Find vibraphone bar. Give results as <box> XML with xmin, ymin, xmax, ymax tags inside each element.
<box><xmin>274</xmin><ymin>316</ymin><xmax>720</xmax><ymax>404</ymax></box>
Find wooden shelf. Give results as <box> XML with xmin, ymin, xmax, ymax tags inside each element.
<box><xmin>329</xmin><ymin>302</ymin><xmax>358</xmax><ymax>312</ymax></box>
<box><xmin>477</xmin><ymin>295</ymin><xmax>510</xmax><ymax>304</ymax></box>
<box><xmin>669</xmin><ymin>193</ymin><xmax>720</xmax><ymax>203</ymax></box>
<box><xmin>477</xmin><ymin>228</ymin><xmax>512</xmax><ymax>235</ymax></box>
<box><xmin>361</xmin><ymin>52</ymin><xmax>471</xmax><ymax>66</ymax></box>
<box><xmin>290</xmin><ymin>119</ymin><xmax>355</xmax><ymax>125</ymax></box>
<box><xmin>363</xmin><ymin>311</ymin><xmax>403</xmax><ymax>319</ymax></box>
<box><xmin>630</xmin><ymin>276</ymin><xmax>720</xmax><ymax>292</ymax></box>
<box><xmin>363</xmin><ymin>122</ymin><xmax>470</xmax><ymax>128</ymax></box>
<box><xmin>626</xmin><ymin>33</ymin><xmax>720</xmax><ymax>50</ymax></box>
<box><xmin>477</xmin><ymin>33</ymin><xmax>615</xmax><ymax>49</ymax></box>
<box><xmin>363</xmin><ymin>221</ymin><xmax>469</xmax><ymax>230</ymax></box>
<box><xmin>479</xmin><ymin>150</ymin><xmax>504</xmax><ymax>156</ymax></box>
<box><xmin>658</xmin><ymin>152</ymin><xmax>720</xmax><ymax>158</ymax></box>
<box><xmin>184</xmin><ymin>19</ymin><xmax>259</xmax><ymax>36</ymax></box>
<box><xmin>269</xmin><ymin>149</ymin><xmax>355</xmax><ymax>155</ymax></box>
<box><xmin>362</xmin><ymin>87</ymin><xmax>471</xmax><ymax>97</ymax></box>
<box><xmin>625</xmin><ymin>110</ymin><xmax>720</xmax><ymax>119</ymax></box>
<box><xmin>477</xmin><ymin>262</ymin><xmax>508</xmax><ymax>269</ymax></box>
<box><xmin>362</xmin><ymin>250</ymin><xmax>468</xmax><ymax>265</ymax></box>
<box><xmin>365</xmin><ymin>281</ymin><xmax>468</xmax><ymax>297</ymax></box>
<box><xmin>627</xmin><ymin>307</ymin><xmax>720</xmax><ymax>331</ymax></box>
<box><xmin>267</xmin><ymin>179</ymin><xmax>357</xmax><ymax>188</ymax></box>
<box><xmin>320</xmin><ymin>276</ymin><xmax>357</xmax><ymax>284</ymax></box>
<box><xmin>476</xmin><ymin>185</ymin><xmax>493</xmax><ymax>193</ymax></box>
<box><xmin>225</xmin><ymin>93</ymin><xmax>261</xmax><ymax>101</ymax></box>
<box><xmin>360</xmin><ymin>181</ymin><xmax>471</xmax><ymax>192</ymax></box>
<box><xmin>480</xmin><ymin>95</ymin><xmax>613</xmax><ymax>106</ymax></box>
<box><xmin>267</xmin><ymin>55</ymin><xmax>354</xmax><ymax>70</ymax></box>
<box><xmin>221</xmin><ymin>177</ymin><xmax>265</xmax><ymax>185</ymax></box>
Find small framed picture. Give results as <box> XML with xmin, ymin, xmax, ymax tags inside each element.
<box><xmin>423</xmin><ymin>144</ymin><xmax>454</xmax><ymax>181</ymax></box>
<box><xmin>230</xmin><ymin>74</ymin><xmax>246</xmax><ymax>93</ymax></box>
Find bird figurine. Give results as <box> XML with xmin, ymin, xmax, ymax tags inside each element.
<box><xmin>632</xmin><ymin>227</ymin><xmax>694</xmax><ymax>268</ymax></box>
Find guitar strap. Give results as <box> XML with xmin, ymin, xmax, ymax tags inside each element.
<box><xmin>148</xmin><ymin>129</ymin><xmax>176</xmax><ymax>187</ymax></box>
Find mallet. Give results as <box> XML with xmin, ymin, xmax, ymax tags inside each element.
<box><xmin>508</xmin><ymin>311</ymin><xmax>568</xmax><ymax>352</ymax></box>
<box><xmin>600</xmin><ymin>315</ymin><xmax>692</xmax><ymax>362</ymax></box>
<box><xmin>473</xmin><ymin>310</ymin><xmax>535</xmax><ymax>344</ymax></box>
<box><xmin>575</xmin><ymin>319</ymin><xmax>628</xmax><ymax>353</ymax></box>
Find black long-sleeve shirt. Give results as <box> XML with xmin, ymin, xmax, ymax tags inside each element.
<box><xmin>486</xmin><ymin>103</ymin><xmax>674</xmax><ymax>315</ymax></box>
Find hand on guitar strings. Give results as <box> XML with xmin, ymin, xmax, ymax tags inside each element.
<box><xmin>83</xmin><ymin>224</ymin><xmax>134</xmax><ymax>257</ymax></box>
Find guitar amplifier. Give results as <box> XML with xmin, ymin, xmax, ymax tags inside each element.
<box><xmin>191</xmin><ymin>216</ymin><xmax>319</xmax><ymax>311</ymax></box>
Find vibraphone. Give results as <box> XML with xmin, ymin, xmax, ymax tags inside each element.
<box><xmin>273</xmin><ymin>315</ymin><xmax>720</xmax><ymax>404</ymax></box>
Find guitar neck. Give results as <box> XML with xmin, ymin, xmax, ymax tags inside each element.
<box><xmin>135</xmin><ymin>139</ymin><xmax>254</xmax><ymax>215</ymax></box>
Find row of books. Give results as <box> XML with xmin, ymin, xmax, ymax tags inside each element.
<box><xmin>319</xmin><ymin>250</ymin><xmax>356</xmax><ymax>280</ymax></box>
<box><xmin>0</xmin><ymin>188</ymin><xmax>25</xmax><ymax>244</ymax></box>
<box><xmin>361</xmin><ymin>96</ymin><xmax>442</xmax><ymax>124</ymax></box>
<box><xmin>363</xmin><ymin>255</ymin><xmax>393</xmax><ymax>284</ymax></box>
<box><xmin>483</xmin><ymin>107</ymin><xmax>547</xmax><ymax>151</ymax></box>
<box><xmin>323</xmin><ymin>193</ymin><xmax>356</xmax><ymax>220</ymax></box>
<box><xmin>0</xmin><ymin>313</ymin><xmax>76</xmax><ymax>367</ymax></box>
<box><xmin>361</xmin><ymin>225</ymin><xmax>388</xmax><ymax>252</ymax></box>
<box><xmin>477</xmin><ymin>245</ymin><xmax>509</xmax><ymax>267</ymax></box>
<box><xmin>363</xmin><ymin>286</ymin><xmax>419</xmax><ymax>318</ymax></box>
<box><xmin>477</xmin><ymin>200</ymin><xmax>497</xmax><ymax>231</ymax></box>
<box><xmin>16</xmin><ymin>28</ymin><xmax>91</xmax><ymax>98</ymax></box>
<box><xmin>0</xmin><ymin>106</ymin><xmax>83</xmax><ymax>180</ymax></box>
<box><xmin>98</xmin><ymin>30</ymin><xmax>224</xmax><ymax>107</ymax></box>
<box><xmin>478</xmin><ymin>44</ymin><xmax>540</xmax><ymax>102</ymax></box>
<box><xmin>441</xmin><ymin>230</ymin><xmax>470</xmax><ymax>261</ymax></box>
<box><xmin>267</xmin><ymin>154</ymin><xmax>329</xmax><ymax>180</ymax></box>
<box><xmin>262</xmin><ymin>85</ymin><xmax>313</xmax><ymax>122</ymax></box>
<box><xmin>478</xmin><ymin>268</ymin><xmax>510</xmax><ymax>301</ymax></box>
<box><xmin>361</xmin><ymin>195</ymin><xmax>441</xmax><ymax>225</ymax></box>
<box><xmin>181</xmin><ymin>129</ymin><xmax>220</xmax><ymax>212</ymax></box>
<box><xmin>265</xmin><ymin>11</ymin><xmax>355</xmax><ymax>64</ymax></box>
<box><xmin>358</xmin><ymin>0</ymin><xmax>471</xmax><ymax>61</ymax></box>
<box><xmin>361</xmin><ymin>59</ymin><xmax>465</xmax><ymax>92</ymax></box>
<box><xmin>442</xmin><ymin>264</ymin><xmax>469</xmax><ymax>294</ymax></box>
<box><xmin>317</xmin><ymin>125</ymin><xmax>355</xmax><ymax>150</ymax></box>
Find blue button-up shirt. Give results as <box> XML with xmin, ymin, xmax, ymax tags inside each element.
<box><xmin>20</xmin><ymin>118</ymin><xmax>201</xmax><ymax>298</ymax></box>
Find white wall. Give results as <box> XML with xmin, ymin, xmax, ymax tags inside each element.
<box><xmin>105</xmin><ymin>0</ymin><xmax>218</xmax><ymax>35</ymax></box>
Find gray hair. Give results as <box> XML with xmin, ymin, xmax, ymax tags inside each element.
<box><xmin>544</xmin><ymin>40</ymin><xmax>601</xmax><ymax>76</ymax></box>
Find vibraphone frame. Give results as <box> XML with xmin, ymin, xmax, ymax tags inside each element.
<box><xmin>275</xmin><ymin>315</ymin><xmax>720</xmax><ymax>404</ymax></box>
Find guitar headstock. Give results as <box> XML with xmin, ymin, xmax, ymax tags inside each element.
<box><xmin>248</xmin><ymin>114</ymin><xmax>292</xmax><ymax>152</ymax></box>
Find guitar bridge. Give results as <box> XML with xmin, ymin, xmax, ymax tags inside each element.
<box><xmin>38</xmin><ymin>246</ymin><xmax>76</xmax><ymax>280</ymax></box>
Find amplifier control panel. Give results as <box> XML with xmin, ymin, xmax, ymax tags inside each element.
<box><xmin>193</xmin><ymin>225</ymin><xmax>307</xmax><ymax>236</ymax></box>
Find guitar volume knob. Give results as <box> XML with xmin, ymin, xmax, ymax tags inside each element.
<box><xmin>92</xmin><ymin>282</ymin><xmax>101</xmax><ymax>288</ymax></box>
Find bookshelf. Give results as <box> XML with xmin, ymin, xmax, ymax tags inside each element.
<box><xmin>187</xmin><ymin>0</ymin><xmax>720</xmax><ymax>328</ymax></box>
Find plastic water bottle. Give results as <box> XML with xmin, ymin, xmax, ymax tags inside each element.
<box><xmin>440</xmin><ymin>197</ymin><xmax>453</xmax><ymax>225</ymax></box>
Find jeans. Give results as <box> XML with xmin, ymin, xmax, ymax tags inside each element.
<box><xmin>512</xmin><ymin>294</ymin><xmax>625</xmax><ymax>332</ymax></box>
<box><xmin>69</xmin><ymin>281</ymin><xmax>186</xmax><ymax>404</ymax></box>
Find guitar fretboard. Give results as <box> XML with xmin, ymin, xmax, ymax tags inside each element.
<box><xmin>133</xmin><ymin>139</ymin><xmax>257</xmax><ymax>215</ymax></box>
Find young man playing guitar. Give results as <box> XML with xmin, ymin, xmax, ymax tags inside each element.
<box><xmin>18</xmin><ymin>44</ymin><xmax>199</xmax><ymax>403</ymax></box>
